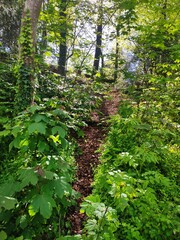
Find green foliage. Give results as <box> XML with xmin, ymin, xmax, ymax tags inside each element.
<box><xmin>0</xmin><ymin>58</ymin><xmax>17</xmax><ymax>171</ymax></box>
<box><xmin>58</xmin><ymin>78</ymin><xmax>103</xmax><ymax>122</ymax></box>
<box><xmin>81</xmin><ymin>195</ymin><xmax>119</xmax><ymax>240</ymax></box>
<box><xmin>0</xmin><ymin>60</ymin><xmax>16</xmax><ymax>118</ymax></box>
<box><xmin>36</xmin><ymin>69</ymin><xmax>103</xmax><ymax>124</ymax></box>
<box><xmin>81</xmin><ymin>99</ymin><xmax>180</xmax><ymax>239</ymax></box>
<box><xmin>15</xmin><ymin>12</ymin><xmax>35</xmax><ymax>112</ymax></box>
<box><xmin>0</xmin><ymin>100</ymin><xmax>80</xmax><ymax>239</ymax></box>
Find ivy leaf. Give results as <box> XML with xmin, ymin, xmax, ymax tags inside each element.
<box><xmin>18</xmin><ymin>168</ymin><xmax>38</xmax><ymax>187</ymax></box>
<box><xmin>29</xmin><ymin>194</ymin><xmax>56</xmax><ymax>219</ymax></box>
<box><xmin>28</xmin><ymin>122</ymin><xmax>46</xmax><ymax>135</ymax></box>
<box><xmin>0</xmin><ymin>195</ymin><xmax>17</xmax><ymax>210</ymax></box>
<box><xmin>52</xmin><ymin>126</ymin><xmax>66</xmax><ymax>138</ymax></box>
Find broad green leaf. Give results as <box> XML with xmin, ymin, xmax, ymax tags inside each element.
<box><xmin>15</xmin><ymin>236</ymin><xmax>23</xmax><ymax>240</ymax></box>
<box><xmin>9</xmin><ymin>135</ymin><xmax>22</xmax><ymax>150</ymax></box>
<box><xmin>38</xmin><ymin>140</ymin><xmax>49</xmax><ymax>152</ymax></box>
<box><xmin>28</xmin><ymin>105</ymin><xmax>41</xmax><ymax>113</ymax></box>
<box><xmin>11</xmin><ymin>126</ymin><xmax>21</xmax><ymax>137</ymax></box>
<box><xmin>28</xmin><ymin>122</ymin><xmax>46</xmax><ymax>135</ymax></box>
<box><xmin>52</xmin><ymin>126</ymin><xmax>66</xmax><ymax>138</ymax></box>
<box><xmin>0</xmin><ymin>182</ymin><xmax>18</xmax><ymax>196</ymax></box>
<box><xmin>29</xmin><ymin>194</ymin><xmax>56</xmax><ymax>219</ymax></box>
<box><xmin>34</xmin><ymin>114</ymin><xmax>48</xmax><ymax>123</ymax></box>
<box><xmin>0</xmin><ymin>231</ymin><xmax>7</xmax><ymax>240</ymax></box>
<box><xmin>44</xmin><ymin>170</ymin><xmax>55</xmax><ymax>180</ymax></box>
<box><xmin>0</xmin><ymin>195</ymin><xmax>17</xmax><ymax>210</ymax></box>
<box><xmin>18</xmin><ymin>214</ymin><xmax>28</xmax><ymax>229</ymax></box>
<box><xmin>60</xmin><ymin>137</ymin><xmax>68</xmax><ymax>149</ymax></box>
<box><xmin>53</xmin><ymin>177</ymin><xmax>72</xmax><ymax>199</ymax></box>
<box><xmin>18</xmin><ymin>168</ymin><xmax>38</xmax><ymax>187</ymax></box>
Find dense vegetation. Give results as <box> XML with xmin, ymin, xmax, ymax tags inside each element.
<box><xmin>0</xmin><ymin>0</ymin><xmax>179</xmax><ymax>239</ymax></box>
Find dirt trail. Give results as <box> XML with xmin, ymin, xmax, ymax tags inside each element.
<box><xmin>68</xmin><ymin>89</ymin><xmax>121</xmax><ymax>234</ymax></box>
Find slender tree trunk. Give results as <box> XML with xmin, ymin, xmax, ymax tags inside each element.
<box><xmin>114</xmin><ymin>23</ymin><xmax>120</xmax><ymax>82</ymax></box>
<box><xmin>58</xmin><ymin>0</ymin><xmax>67</xmax><ymax>77</ymax></box>
<box><xmin>92</xmin><ymin>0</ymin><xmax>103</xmax><ymax>77</ymax></box>
<box><xmin>41</xmin><ymin>0</ymin><xmax>48</xmax><ymax>56</ymax></box>
<box><xmin>93</xmin><ymin>24</ymin><xmax>103</xmax><ymax>71</ymax></box>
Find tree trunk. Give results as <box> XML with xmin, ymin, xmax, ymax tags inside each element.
<box><xmin>23</xmin><ymin>0</ymin><xmax>43</xmax><ymax>49</ymax></box>
<box><xmin>58</xmin><ymin>0</ymin><xmax>67</xmax><ymax>77</ymax></box>
<box><xmin>114</xmin><ymin>23</ymin><xmax>120</xmax><ymax>82</ymax></box>
<box><xmin>17</xmin><ymin>0</ymin><xmax>43</xmax><ymax>111</ymax></box>
<box><xmin>93</xmin><ymin>24</ymin><xmax>103</xmax><ymax>71</ymax></box>
<box><xmin>92</xmin><ymin>0</ymin><xmax>103</xmax><ymax>77</ymax></box>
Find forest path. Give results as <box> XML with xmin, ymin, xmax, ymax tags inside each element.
<box><xmin>68</xmin><ymin>88</ymin><xmax>121</xmax><ymax>234</ymax></box>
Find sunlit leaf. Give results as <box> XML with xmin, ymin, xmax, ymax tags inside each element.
<box><xmin>28</xmin><ymin>122</ymin><xmax>46</xmax><ymax>135</ymax></box>
<box><xmin>29</xmin><ymin>194</ymin><xmax>56</xmax><ymax>219</ymax></box>
<box><xmin>0</xmin><ymin>195</ymin><xmax>17</xmax><ymax>210</ymax></box>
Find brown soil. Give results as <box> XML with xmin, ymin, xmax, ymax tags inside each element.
<box><xmin>68</xmin><ymin>89</ymin><xmax>121</xmax><ymax>234</ymax></box>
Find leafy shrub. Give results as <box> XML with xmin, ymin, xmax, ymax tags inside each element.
<box><xmin>81</xmin><ymin>101</ymin><xmax>180</xmax><ymax>240</ymax></box>
<box><xmin>81</xmin><ymin>195</ymin><xmax>119</xmax><ymax>240</ymax></box>
<box><xmin>0</xmin><ymin>60</ymin><xmax>16</xmax><ymax>120</ymax></box>
<box><xmin>36</xmin><ymin>68</ymin><xmax>103</xmax><ymax>124</ymax></box>
<box><xmin>0</xmin><ymin>59</ymin><xmax>17</xmax><ymax>170</ymax></box>
<box><xmin>0</xmin><ymin>100</ymin><xmax>80</xmax><ymax>239</ymax></box>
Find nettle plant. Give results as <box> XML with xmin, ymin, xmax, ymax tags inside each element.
<box><xmin>0</xmin><ymin>99</ymin><xmax>79</xmax><ymax>239</ymax></box>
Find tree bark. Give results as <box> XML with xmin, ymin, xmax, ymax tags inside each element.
<box><xmin>58</xmin><ymin>0</ymin><xmax>67</xmax><ymax>77</ymax></box>
<box><xmin>92</xmin><ymin>0</ymin><xmax>103</xmax><ymax>77</ymax></box>
<box><xmin>23</xmin><ymin>0</ymin><xmax>43</xmax><ymax>49</ymax></box>
<box><xmin>17</xmin><ymin>0</ymin><xmax>43</xmax><ymax>110</ymax></box>
<box><xmin>93</xmin><ymin>24</ymin><xmax>103</xmax><ymax>72</ymax></box>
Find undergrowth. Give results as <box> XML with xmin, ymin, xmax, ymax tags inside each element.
<box><xmin>0</xmin><ymin>63</ymin><xmax>104</xmax><ymax>239</ymax></box>
<box><xmin>80</xmin><ymin>84</ymin><xmax>180</xmax><ymax>240</ymax></box>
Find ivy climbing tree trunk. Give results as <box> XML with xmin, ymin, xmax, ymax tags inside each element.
<box><xmin>23</xmin><ymin>0</ymin><xmax>43</xmax><ymax>50</ymax></box>
<box><xmin>16</xmin><ymin>0</ymin><xmax>43</xmax><ymax>111</ymax></box>
<box><xmin>58</xmin><ymin>0</ymin><xmax>67</xmax><ymax>77</ymax></box>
